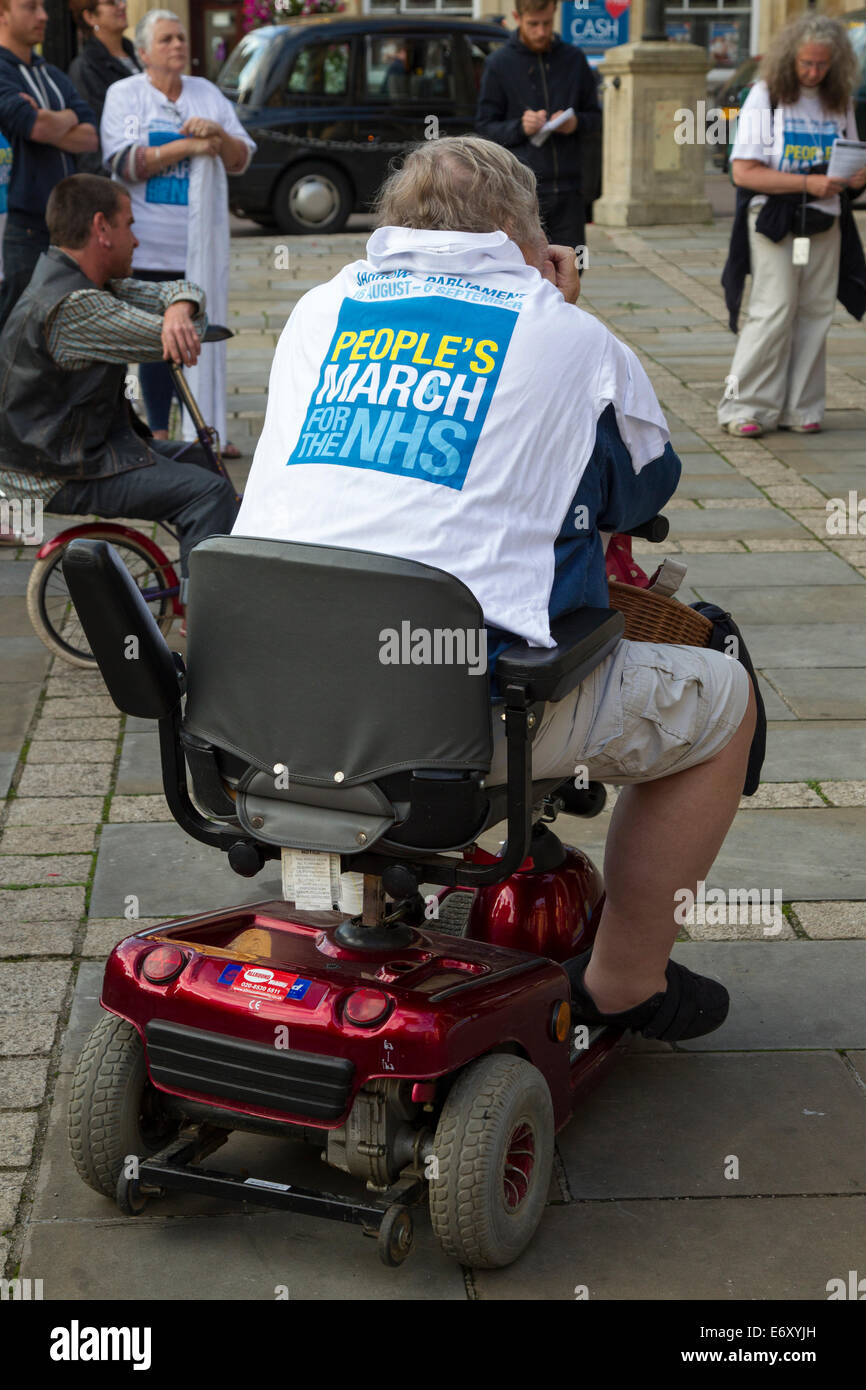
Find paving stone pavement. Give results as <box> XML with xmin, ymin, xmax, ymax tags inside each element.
<box><xmin>2</xmin><ymin>203</ymin><xmax>865</xmax><ymax>1302</ymax></box>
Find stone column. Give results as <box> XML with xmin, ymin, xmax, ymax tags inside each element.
<box><xmin>593</xmin><ymin>40</ymin><xmax>713</xmax><ymax>226</ymax></box>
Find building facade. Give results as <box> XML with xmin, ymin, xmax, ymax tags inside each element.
<box><xmin>119</xmin><ymin>0</ymin><xmax>866</xmax><ymax>84</ymax></box>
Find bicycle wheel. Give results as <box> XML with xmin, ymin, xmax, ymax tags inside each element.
<box><xmin>27</xmin><ymin>528</ymin><xmax>177</xmax><ymax>668</ymax></box>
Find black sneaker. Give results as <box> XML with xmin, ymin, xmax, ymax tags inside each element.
<box><xmin>564</xmin><ymin>949</ymin><xmax>730</xmax><ymax>1042</ymax></box>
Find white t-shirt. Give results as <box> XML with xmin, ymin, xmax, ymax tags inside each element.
<box><xmin>233</xmin><ymin>228</ymin><xmax>671</xmax><ymax>649</ymax></box>
<box><xmin>731</xmin><ymin>78</ymin><xmax>857</xmax><ymax>216</ymax></box>
<box><xmin>100</xmin><ymin>73</ymin><xmax>255</xmax><ymax>271</ymax></box>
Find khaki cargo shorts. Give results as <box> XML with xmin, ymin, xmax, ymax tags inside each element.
<box><xmin>488</xmin><ymin>638</ymin><xmax>751</xmax><ymax>786</ymax></box>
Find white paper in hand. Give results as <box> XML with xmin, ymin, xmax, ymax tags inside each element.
<box><xmin>530</xmin><ymin>107</ymin><xmax>575</xmax><ymax>148</ymax></box>
<box><xmin>827</xmin><ymin>138</ymin><xmax>866</xmax><ymax>180</ymax></box>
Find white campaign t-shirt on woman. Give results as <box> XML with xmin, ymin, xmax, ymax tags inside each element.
<box><xmin>100</xmin><ymin>73</ymin><xmax>255</xmax><ymax>271</ymax></box>
<box><xmin>731</xmin><ymin>79</ymin><xmax>857</xmax><ymax>216</ymax></box>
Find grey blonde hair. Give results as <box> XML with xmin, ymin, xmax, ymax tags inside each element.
<box><xmin>761</xmin><ymin>13</ymin><xmax>858</xmax><ymax>113</ymax></box>
<box><xmin>374</xmin><ymin>136</ymin><xmax>545</xmax><ymax>248</ymax></box>
<box><xmin>135</xmin><ymin>9</ymin><xmax>184</xmax><ymax>57</ymax></box>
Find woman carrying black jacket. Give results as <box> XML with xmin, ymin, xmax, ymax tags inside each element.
<box><xmin>68</xmin><ymin>0</ymin><xmax>142</xmax><ymax>174</ymax></box>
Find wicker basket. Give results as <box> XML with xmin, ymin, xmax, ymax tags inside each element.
<box><xmin>608</xmin><ymin>579</ymin><xmax>714</xmax><ymax>647</ymax></box>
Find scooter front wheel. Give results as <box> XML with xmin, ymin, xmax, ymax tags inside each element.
<box><xmin>68</xmin><ymin>1012</ymin><xmax>181</xmax><ymax>1198</ymax></box>
<box><xmin>27</xmin><ymin>529</ymin><xmax>176</xmax><ymax>668</ymax></box>
<box><xmin>429</xmin><ymin>1054</ymin><xmax>554</xmax><ymax>1269</ymax></box>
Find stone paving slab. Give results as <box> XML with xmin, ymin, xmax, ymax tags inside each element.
<box><xmin>472</xmin><ymin>1196</ymin><xmax>866</xmax><ymax>1300</ymax></box>
<box><xmin>0</xmin><ymin>598</ymin><xmax>37</xmax><ymax>638</ymax></box>
<box><xmin>6</xmin><ymin>796</ymin><xmax>105</xmax><ymax>825</ymax></box>
<box><xmin>761</xmin><ymin>669</ymin><xmax>866</xmax><ymax>720</ymax></box>
<box><xmin>0</xmin><ymin>826</ymin><xmax>97</xmax><ymax>855</ymax></box>
<box><xmin>1</xmin><ymin>643</ymin><xmax>50</xmax><ymax>682</ymax></box>
<box><xmin>557</xmin><ymin>1051</ymin><xmax>866</xmax><ymax>1199</ymax></box>
<box><xmin>0</xmin><ymin>752</ymin><xmax>15</xmax><ymax>799</ymax></box>
<box><xmin>0</xmin><ymin>1174</ymin><xmax>25</xmax><ymax>1227</ymax></box>
<box><xmin>115</xmin><ymin>732</ymin><xmax>161</xmax><ymax>796</ymax></box>
<box><xmin>761</xmin><ymin>723</ymin><xmax>866</xmax><ymax>783</ymax></box>
<box><xmin>0</xmin><ymin>885</ymin><xmax>85</xmax><ymax>921</ymax></box>
<box><xmin>0</xmin><ymin>1111</ymin><xmax>38</xmax><ymax>1165</ymax></box>
<box><xmin>89</xmin><ymin>823</ymin><xmax>282</xmax><ymax>919</ymax></box>
<box><xmin>794</xmin><ymin>901</ymin><xmax>866</xmax><ymax>937</ymax></box>
<box><xmin>0</xmin><ymin>855</ymin><xmax>92</xmax><ymax>886</ymax></box>
<box><xmin>697</xmin><ymin>585</ymin><xmax>866</xmax><ymax>625</ymax></box>
<box><xmin>0</xmin><ymin>566</ymin><xmax>30</xmax><ymax>595</ymax></box>
<box><xmin>0</xmin><ymin>922</ymin><xmax>77</xmax><ymax>956</ymax></box>
<box><xmin>745</xmin><ymin>623</ymin><xmax>866</xmax><ymax>667</ymax></box>
<box><xmin>670</xmin><ymin>941</ymin><xmax>866</xmax><ymax>1049</ymax></box>
<box><xmin>675</xmin><ymin>452</ymin><xmax>736</xmax><ymax>474</ymax></box>
<box><xmin>0</xmin><ymin>682</ymin><xmax>40</xmax><ymax>744</ymax></box>
<box><xmin>757</xmin><ymin>677</ymin><xmax>796</xmax><ymax>720</ymax></box>
<box><xmin>667</xmin><ymin>509</ymin><xmax>811</xmax><ymax>540</ymax></box>
<box><xmin>675</xmin><ymin>476</ymin><xmax>764</xmax><ymax>500</ymax></box>
<box><xmin>0</xmin><ymin>1057</ymin><xmax>50</xmax><ymax>1108</ymax></box>
<box><xmin>0</xmin><ymin>1014</ymin><xmax>58</xmax><ymax>1055</ymax></box>
<box><xmin>677</xmin><ymin>552</ymin><xmax>863</xmax><ymax>588</ymax></box>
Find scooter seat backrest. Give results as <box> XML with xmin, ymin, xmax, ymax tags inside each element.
<box><xmin>182</xmin><ymin>537</ymin><xmax>493</xmax><ymax>852</ymax></box>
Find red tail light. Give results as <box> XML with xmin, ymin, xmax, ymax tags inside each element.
<box><xmin>343</xmin><ymin>989</ymin><xmax>391</xmax><ymax>1027</ymax></box>
<box><xmin>142</xmin><ymin>944</ymin><xmax>187</xmax><ymax>984</ymax></box>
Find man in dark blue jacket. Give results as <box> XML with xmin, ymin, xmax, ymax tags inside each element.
<box><xmin>0</xmin><ymin>0</ymin><xmax>97</xmax><ymax>327</ymax></box>
<box><xmin>476</xmin><ymin>0</ymin><xmax>600</xmax><ymax>253</ymax></box>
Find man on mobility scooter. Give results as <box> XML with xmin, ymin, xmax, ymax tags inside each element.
<box><xmin>0</xmin><ymin>173</ymin><xmax>239</xmax><ymax>593</ymax></box>
<box><xmin>234</xmin><ymin>135</ymin><xmax>758</xmax><ymax>1045</ymax></box>
<box><xmin>62</xmin><ymin>135</ymin><xmax>763</xmax><ymax>1272</ymax></box>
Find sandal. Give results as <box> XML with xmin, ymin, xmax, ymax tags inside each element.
<box><xmin>724</xmin><ymin>420</ymin><xmax>762</xmax><ymax>437</ymax></box>
<box><xmin>791</xmin><ymin>422</ymin><xmax>821</xmax><ymax>434</ymax></box>
<box><xmin>222</xmin><ymin>441</ymin><xmax>242</xmax><ymax>459</ymax></box>
<box><xmin>564</xmin><ymin>949</ymin><xmax>730</xmax><ymax>1042</ymax></box>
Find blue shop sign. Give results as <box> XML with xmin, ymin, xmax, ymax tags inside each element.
<box><xmin>562</xmin><ymin>0</ymin><xmax>630</xmax><ymax>54</ymax></box>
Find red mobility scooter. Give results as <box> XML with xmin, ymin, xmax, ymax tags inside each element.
<box><xmin>64</xmin><ymin>519</ymin><xmax>666</xmax><ymax>1269</ymax></box>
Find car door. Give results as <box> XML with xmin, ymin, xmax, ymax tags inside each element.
<box><xmin>247</xmin><ymin>35</ymin><xmax>356</xmax><ymax>202</ymax></box>
<box><xmin>352</xmin><ymin>29</ymin><xmax>464</xmax><ymax>204</ymax></box>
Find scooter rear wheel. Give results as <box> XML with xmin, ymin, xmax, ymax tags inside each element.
<box><xmin>429</xmin><ymin>1054</ymin><xmax>554</xmax><ymax>1269</ymax></box>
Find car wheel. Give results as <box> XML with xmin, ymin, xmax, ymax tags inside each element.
<box><xmin>273</xmin><ymin>162</ymin><xmax>352</xmax><ymax>235</ymax></box>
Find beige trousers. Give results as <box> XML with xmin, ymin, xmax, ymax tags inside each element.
<box><xmin>718</xmin><ymin>205</ymin><xmax>841</xmax><ymax>429</ymax></box>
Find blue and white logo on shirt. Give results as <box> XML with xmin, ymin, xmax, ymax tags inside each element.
<box><xmin>146</xmin><ymin>129</ymin><xmax>189</xmax><ymax>205</ymax></box>
<box><xmin>781</xmin><ymin>121</ymin><xmax>839</xmax><ymax>172</ymax></box>
<box><xmin>286</xmin><ymin>294</ymin><xmax>517</xmax><ymax>491</ymax></box>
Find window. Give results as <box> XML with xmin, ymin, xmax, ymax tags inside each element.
<box><xmin>284</xmin><ymin>41</ymin><xmax>351</xmax><ymax>98</ymax></box>
<box><xmin>218</xmin><ymin>29</ymin><xmax>275</xmax><ymax>104</ymax></box>
<box><xmin>364</xmin><ymin>34</ymin><xmax>455</xmax><ymax>102</ymax></box>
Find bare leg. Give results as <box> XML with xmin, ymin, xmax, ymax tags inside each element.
<box><xmin>583</xmin><ymin>681</ymin><xmax>757</xmax><ymax>1014</ymax></box>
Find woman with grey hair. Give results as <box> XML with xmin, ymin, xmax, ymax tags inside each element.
<box><xmin>99</xmin><ymin>10</ymin><xmax>255</xmax><ymax>453</ymax></box>
<box><xmin>718</xmin><ymin>14</ymin><xmax>866</xmax><ymax>437</ymax></box>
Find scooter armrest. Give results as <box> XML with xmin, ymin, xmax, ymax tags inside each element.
<box><xmin>496</xmin><ymin>607</ymin><xmax>624</xmax><ymax>704</ymax></box>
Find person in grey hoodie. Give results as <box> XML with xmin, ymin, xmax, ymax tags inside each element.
<box><xmin>0</xmin><ymin>0</ymin><xmax>97</xmax><ymax>327</ymax></box>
